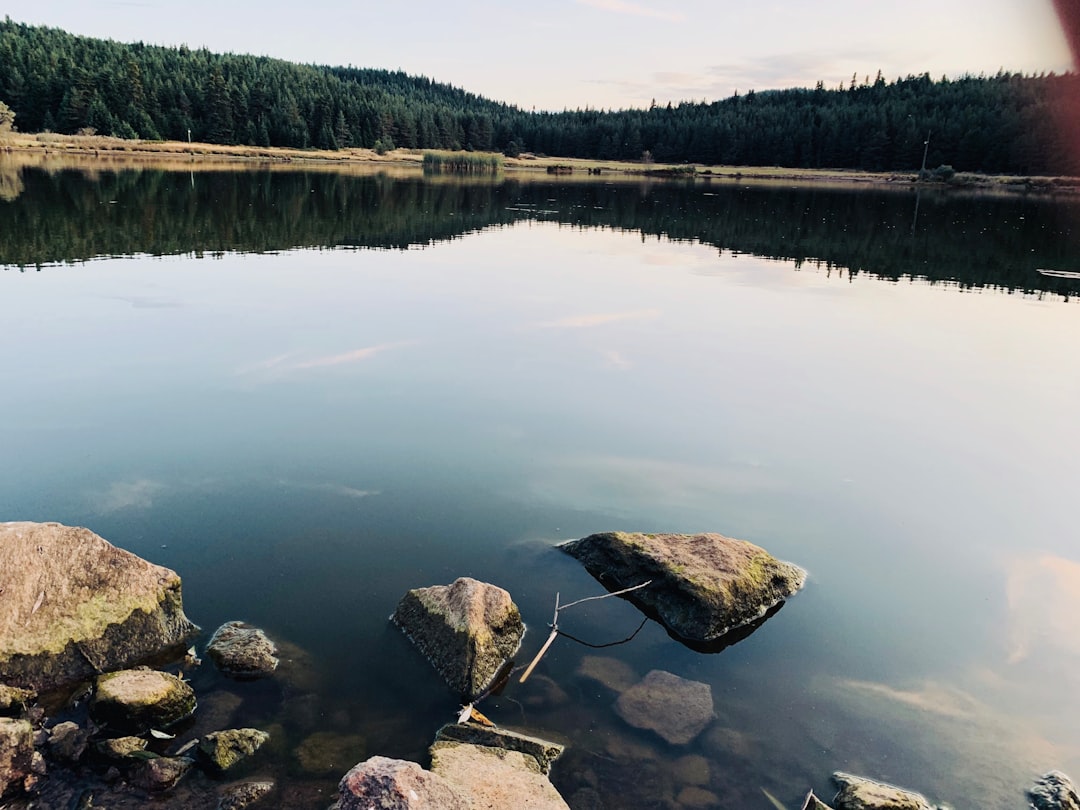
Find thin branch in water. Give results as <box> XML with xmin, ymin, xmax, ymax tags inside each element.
<box><xmin>558</xmin><ymin>580</ymin><xmax>651</xmax><ymax>611</ymax></box>
<box><xmin>552</xmin><ymin>616</ymin><xmax>649</xmax><ymax>650</ymax></box>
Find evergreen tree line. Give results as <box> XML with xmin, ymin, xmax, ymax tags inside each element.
<box><xmin>2</xmin><ymin>18</ymin><xmax>1077</xmax><ymax>175</ymax></box>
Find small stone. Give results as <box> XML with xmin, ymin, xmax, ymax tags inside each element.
<box><xmin>132</xmin><ymin>755</ymin><xmax>194</xmax><ymax>793</ymax></box>
<box><xmin>0</xmin><ymin>718</ymin><xmax>34</xmax><ymax>800</ymax></box>
<box><xmin>1030</xmin><ymin>771</ymin><xmax>1080</xmax><ymax>810</ymax></box>
<box><xmin>831</xmin><ymin>771</ymin><xmax>934</xmax><ymax>810</ymax></box>
<box><xmin>207</xmin><ymin>622</ymin><xmax>279</xmax><ymax>679</ymax></box>
<box><xmin>29</xmin><ymin>751</ymin><xmax>46</xmax><ymax>776</ymax></box>
<box><xmin>335</xmin><ymin>756</ymin><xmax>469</xmax><ymax>810</ymax></box>
<box><xmin>615</xmin><ymin>670</ymin><xmax>715</xmax><ymax>745</ymax></box>
<box><xmin>47</xmin><ymin>721</ymin><xmax>88</xmax><ymax>763</ymax></box>
<box><xmin>673</xmin><ymin>754</ymin><xmax>710</xmax><ymax>786</ymax></box>
<box><xmin>199</xmin><ymin>728</ymin><xmax>270</xmax><ymax>771</ymax></box>
<box><xmin>218</xmin><ymin>779</ymin><xmax>275</xmax><ymax>810</ymax></box>
<box><xmin>95</xmin><ymin>735</ymin><xmax>148</xmax><ymax>760</ymax></box>
<box><xmin>89</xmin><ymin>669</ymin><xmax>196</xmax><ymax>733</ymax></box>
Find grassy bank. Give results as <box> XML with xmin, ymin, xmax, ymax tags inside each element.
<box><xmin>2</xmin><ymin>131</ymin><xmax>1078</xmax><ymax>194</ymax></box>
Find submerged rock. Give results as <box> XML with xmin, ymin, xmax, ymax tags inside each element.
<box><xmin>614</xmin><ymin>669</ymin><xmax>714</xmax><ymax>745</ymax></box>
<box><xmin>0</xmin><ymin>522</ymin><xmax>199</xmax><ymax>692</ymax></box>
<box><xmin>391</xmin><ymin>577</ymin><xmax>524</xmax><ymax>698</ymax></box>
<box><xmin>0</xmin><ymin>718</ymin><xmax>33</xmax><ymax>799</ymax></box>
<box><xmin>207</xmin><ymin>622</ymin><xmax>279</xmax><ymax>679</ymax></box>
<box><xmin>334</xmin><ymin>755</ymin><xmax>469</xmax><ymax>810</ymax></box>
<box><xmin>132</xmin><ymin>755</ymin><xmax>195</xmax><ymax>792</ymax></box>
<box><xmin>576</xmin><ymin>655</ymin><xmax>637</xmax><ymax>693</ymax></box>
<box><xmin>46</xmin><ymin>721</ymin><xmax>88</xmax><ymax>763</ymax></box>
<box><xmin>199</xmin><ymin>728</ymin><xmax>270</xmax><ymax>771</ymax></box>
<box><xmin>89</xmin><ymin>669</ymin><xmax>196</xmax><ymax>733</ymax></box>
<box><xmin>219</xmin><ymin>779</ymin><xmax>275</xmax><ymax>810</ymax></box>
<box><xmin>1030</xmin><ymin>771</ymin><xmax>1080</xmax><ymax>810</ymax></box>
<box><xmin>559</xmin><ymin>531</ymin><xmax>806</xmax><ymax>644</ymax></box>
<box><xmin>294</xmin><ymin>730</ymin><xmax>366</xmax><ymax>775</ymax></box>
<box><xmin>831</xmin><ymin>771</ymin><xmax>934</xmax><ymax>810</ymax></box>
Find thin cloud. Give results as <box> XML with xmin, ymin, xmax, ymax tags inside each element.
<box><xmin>92</xmin><ymin>479</ymin><xmax>167</xmax><ymax>513</ymax></box>
<box><xmin>576</xmin><ymin>0</ymin><xmax>686</xmax><ymax>23</ymax></box>
<box><xmin>601</xmin><ymin>349</ymin><xmax>633</xmax><ymax>369</ymax></box>
<box><xmin>537</xmin><ymin>309</ymin><xmax>661</xmax><ymax>329</ymax></box>
<box><xmin>291</xmin><ymin>342</ymin><xmax>411</xmax><ymax>370</ymax></box>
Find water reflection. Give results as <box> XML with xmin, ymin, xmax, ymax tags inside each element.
<box><xmin>2</xmin><ymin>157</ymin><xmax>1079</xmax><ymax>300</ymax></box>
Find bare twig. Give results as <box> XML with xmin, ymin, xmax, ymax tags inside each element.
<box><xmin>557</xmin><ymin>580</ymin><xmax>651</xmax><ymax>611</ymax></box>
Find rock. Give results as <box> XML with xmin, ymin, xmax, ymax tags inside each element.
<box><xmin>559</xmin><ymin>532</ymin><xmax>806</xmax><ymax>644</ymax></box>
<box><xmin>831</xmin><ymin>772</ymin><xmax>934</xmax><ymax>810</ymax></box>
<box><xmin>46</xmin><ymin>721</ymin><xmax>88</xmax><ymax>763</ymax></box>
<box><xmin>391</xmin><ymin>577</ymin><xmax>524</xmax><ymax>698</ymax></box>
<box><xmin>132</xmin><ymin>755</ymin><xmax>195</xmax><ymax>792</ymax></box>
<box><xmin>0</xmin><ymin>686</ymin><xmax>32</xmax><ymax>716</ymax></box>
<box><xmin>95</xmin><ymin>735</ymin><xmax>148</xmax><ymax>760</ymax></box>
<box><xmin>199</xmin><ymin>728</ymin><xmax>270</xmax><ymax>771</ymax></box>
<box><xmin>334</xmin><ymin>755</ymin><xmax>469</xmax><ymax>810</ymax></box>
<box><xmin>614</xmin><ymin>670</ymin><xmax>714</xmax><ymax>745</ymax></box>
<box><xmin>206</xmin><ymin>622</ymin><xmax>279</xmax><ymax>679</ymax></box>
<box><xmin>0</xmin><ymin>718</ymin><xmax>33</xmax><ymax>799</ymax></box>
<box><xmin>89</xmin><ymin>669</ymin><xmax>196</xmax><ymax>733</ymax></box>
<box><xmin>677</xmin><ymin>785</ymin><xmax>721</xmax><ymax>808</ymax></box>
<box><xmin>434</xmin><ymin>723</ymin><xmax>565</xmax><ymax>774</ymax></box>
<box><xmin>803</xmin><ymin>791</ymin><xmax>835</xmax><ymax>810</ymax></box>
<box><xmin>0</xmin><ymin>522</ymin><xmax>199</xmax><ymax>692</ymax></box>
<box><xmin>577</xmin><ymin>655</ymin><xmax>637</xmax><ymax>693</ymax></box>
<box><xmin>1030</xmin><ymin>771</ymin><xmax>1080</xmax><ymax>810</ymax></box>
<box><xmin>672</xmin><ymin>754</ymin><xmax>711</xmax><ymax>786</ymax></box>
<box><xmin>431</xmin><ymin>741</ymin><xmax>570</xmax><ymax>810</ymax></box>
<box><xmin>294</xmin><ymin>730</ymin><xmax>366</xmax><ymax>775</ymax></box>
<box><xmin>218</xmin><ymin>779</ymin><xmax>275</xmax><ymax>809</ymax></box>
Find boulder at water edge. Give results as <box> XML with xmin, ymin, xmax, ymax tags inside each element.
<box><xmin>89</xmin><ymin>669</ymin><xmax>196</xmax><ymax>733</ymax></box>
<box><xmin>559</xmin><ymin>532</ymin><xmax>806</xmax><ymax>644</ymax></box>
<box><xmin>333</xmin><ymin>755</ymin><xmax>470</xmax><ymax>810</ymax></box>
<box><xmin>831</xmin><ymin>771</ymin><xmax>934</xmax><ymax>810</ymax></box>
<box><xmin>207</xmin><ymin>621</ymin><xmax>280</xmax><ymax>679</ymax></box>
<box><xmin>391</xmin><ymin>577</ymin><xmax>524</xmax><ymax>698</ymax></box>
<box><xmin>1030</xmin><ymin>771</ymin><xmax>1080</xmax><ymax>810</ymax></box>
<box><xmin>0</xmin><ymin>718</ymin><xmax>33</xmax><ymax>799</ymax></box>
<box><xmin>0</xmin><ymin>522</ymin><xmax>199</xmax><ymax>692</ymax></box>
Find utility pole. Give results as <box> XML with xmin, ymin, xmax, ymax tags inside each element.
<box><xmin>920</xmin><ymin>130</ymin><xmax>932</xmax><ymax>175</ymax></box>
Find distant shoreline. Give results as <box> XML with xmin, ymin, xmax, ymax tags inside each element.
<box><xmin>3</xmin><ymin>132</ymin><xmax>1078</xmax><ymax>195</ymax></box>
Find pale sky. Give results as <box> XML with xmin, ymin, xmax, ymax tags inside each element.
<box><xmin>3</xmin><ymin>0</ymin><xmax>1073</xmax><ymax>111</ymax></box>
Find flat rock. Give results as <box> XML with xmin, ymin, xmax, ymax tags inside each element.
<box><xmin>430</xmin><ymin>741</ymin><xmax>570</xmax><ymax>810</ymax></box>
<box><xmin>0</xmin><ymin>522</ymin><xmax>199</xmax><ymax>691</ymax></box>
<box><xmin>434</xmin><ymin>723</ymin><xmax>565</xmax><ymax>774</ymax></box>
<box><xmin>132</xmin><ymin>755</ymin><xmax>195</xmax><ymax>793</ymax></box>
<box><xmin>1030</xmin><ymin>771</ymin><xmax>1080</xmax><ymax>810</ymax></box>
<box><xmin>831</xmin><ymin>771</ymin><xmax>934</xmax><ymax>810</ymax></box>
<box><xmin>95</xmin><ymin>735</ymin><xmax>148</xmax><ymax>760</ymax></box>
<box><xmin>559</xmin><ymin>532</ymin><xmax>806</xmax><ymax>644</ymax></box>
<box><xmin>218</xmin><ymin>779</ymin><xmax>275</xmax><ymax>809</ymax></box>
<box><xmin>614</xmin><ymin>669</ymin><xmax>714</xmax><ymax>745</ymax></box>
<box><xmin>391</xmin><ymin>577</ymin><xmax>524</xmax><ymax>698</ymax></box>
<box><xmin>0</xmin><ymin>718</ymin><xmax>33</xmax><ymax>799</ymax></box>
<box><xmin>199</xmin><ymin>728</ymin><xmax>270</xmax><ymax>771</ymax></box>
<box><xmin>207</xmin><ymin>622</ymin><xmax>279</xmax><ymax>679</ymax></box>
<box><xmin>89</xmin><ymin>669</ymin><xmax>196</xmax><ymax>733</ymax></box>
<box><xmin>334</xmin><ymin>755</ymin><xmax>469</xmax><ymax>810</ymax></box>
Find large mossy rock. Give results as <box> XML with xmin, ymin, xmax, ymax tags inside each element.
<box><xmin>559</xmin><ymin>532</ymin><xmax>806</xmax><ymax>644</ymax></box>
<box><xmin>89</xmin><ymin>669</ymin><xmax>196</xmax><ymax>733</ymax></box>
<box><xmin>0</xmin><ymin>522</ymin><xmax>199</xmax><ymax>692</ymax></box>
<box><xmin>391</xmin><ymin>577</ymin><xmax>524</xmax><ymax>699</ymax></box>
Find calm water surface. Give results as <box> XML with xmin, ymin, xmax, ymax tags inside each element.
<box><xmin>1</xmin><ymin>160</ymin><xmax>1079</xmax><ymax>808</ymax></box>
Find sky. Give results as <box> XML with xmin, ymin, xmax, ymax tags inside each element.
<box><xmin>3</xmin><ymin>0</ymin><xmax>1074</xmax><ymax>111</ymax></box>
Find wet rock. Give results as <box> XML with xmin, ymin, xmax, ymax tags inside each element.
<box><xmin>1030</xmin><ymin>771</ymin><xmax>1080</xmax><ymax>810</ymax></box>
<box><xmin>294</xmin><ymin>730</ymin><xmax>366</xmax><ymax>775</ymax></box>
<box><xmin>0</xmin><ymin>522</ymin><xmax>199</xmax><ymax>692</ymax></box>
<box><xmin>207</xmin><ymin>622</ymin><xmax>279</xmax><ymax>679</ymax></box>
<box><xmin>46</xmin><ymin>721</ymin><xmax>88</xmax><ymax>763</ymax></box>
<box><xmin>0</xmin><ymin>686</ymin><xmax>32</xmax><ymax>716</ymax></box>
<box><xmin>523</xmin><ymin>673</ymin><xmax>570</xmax><ymax>709</ymax></box>
<box><xmin>132</xmin><ymin>755</ymin><xmax>195</xmax><ymax>792</ymax></box>
<box><xmin>199</xmin><ymin>728</ymin><xmax>270</xmax><ymax>772</ymax></box>
<box><xmin>576</xmin><ymin>655</ymin><xmax>637</xmax><ymax>693</ymax></box>
<box><xmin>89</xmin><ymin>669</ymin><xmax>196</xmax><ymax>733</ymax></box>
<box><xmin>615</xmin><ymin>669</ymin><xmax>715</xmax><ymax>745</ymax></box>
<box><xmin>0</xmin><ymin>718</ymin><xmax>34</xmax><ymax>799</ymax></box>
<box><xmin>334</xmin><ymin>755</ymin><xmax>469</xmax><ymax>810</ymax></box>
<box><xmin>391</xmin><ymin>577</ymin><xmax>524</xmax><ymax>698</ymax></box>
<box><xmin>430</xmin><ymin>741</ymin><xmax>570</xmax><ymax>810</ymax></box>
<box><xmin>559</xmin><ymin>531</ymin><xmax>806</xmax><ymax>644</ymax></box>
<box><xmin>218</xmin><ymin>779</ymin><xmax>275</xmax><ymax>809</ymax></box>
<box><xmin>831</xmin><ymin>771</ymin><xmax>934</xmax><ymax>810</ymax></box>
<box><xmin>95</xmin><ymin>735</ymin><xmax>148</xmax><ymax>760</ymax></box>
<box><xmin>677</xmin><ymin>785</ymin><xmax>721</xmax><ymax>808</ymax></box>
<box><xmin>434</xmin><ymin>723</ymin><xmax>565</xmax><ymax>774</ymax></box>
<box><xmin>672</xmin><ymin>754</ymin><xmax>711</xmax><ymax>786</ymax></box>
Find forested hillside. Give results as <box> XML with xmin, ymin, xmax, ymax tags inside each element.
<box><xmin>1</xmin><ymin>18</ymin><xmax>1077</xmax><ymax>174</ymax></box>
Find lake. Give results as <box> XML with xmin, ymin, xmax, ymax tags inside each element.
<box><xmin>1</xmin><ymin>156</ymin><xmax>1079</xmax><ymax>809</ymax></box>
